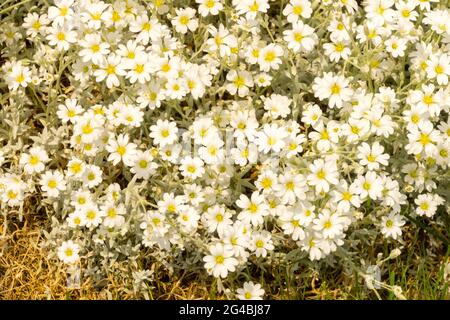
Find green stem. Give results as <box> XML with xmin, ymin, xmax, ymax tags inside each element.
<box><xmin>0</xmin><ymin>0</ymin><xmax>34</xmax><ymax>15</ymax></box>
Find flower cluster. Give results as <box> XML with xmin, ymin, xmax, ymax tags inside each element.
<box><xmin>0</xmin><ymin>0</ymin><xmax>449</xmax><ymax>299</ymax></box>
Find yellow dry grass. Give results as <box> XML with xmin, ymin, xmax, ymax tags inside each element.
<box><xmin>0</xmin><ymin>219</ymin><xmax>98</xmax><ymax>299</ymax></box>
<box><xmin>0</xmin><ymin>216</ymin><xmax>215</xmax><ymax>300</ymax></box>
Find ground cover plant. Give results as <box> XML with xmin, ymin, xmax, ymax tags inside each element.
<box><xmin>0</xmin><ymin>0</ymin><xmax>450</xmax><ymax>300</ymax></box>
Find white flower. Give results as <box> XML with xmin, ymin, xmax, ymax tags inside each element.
<box><xmin>307</xmin><ymin>159</ymin><xmax>339</xmax><ymax>193</ymax></box>
<box><xmin>196</xmin><ymin>0</ymin><xmax>223</xmax><ymax>16</ymax></box>
<box><xmin>82</xmin><ymin>165</ymin><xmax>103</xmax><ymax>189</ymax></box>
<box><xmin>414</xmin><ymin>193</ymin><xmax>442</xmax><ymax>218</ymax></box>
<box><xmin>274</xmin><ymin>172</ymin><xmax>307</xmax><ymax>205</ymax></box>
<box><xmin>353</xmin><ymin>171</ymin><xmax>383</xmax><ymax>200</ymax></box>
<box><xmin>235</xmin><ymin>0</ymin><xmax>270</xmax><ymax>19</ymax></box>
<box><xmin>180</xmin><ymin>156</ymin><xmax>205</xmax><ymax>179</ymax></box>
<box><xmin>7</xmin><ymin>63</ymin><xmax>32</xmax><ymax>91</ymax></box>
<box><xmin>81</xmin><ymin>203</ymin><xmax>104</xmax><ymax>228</ymax></box>
<box><xmin>129</xmin><ymin>15</ymin><xmax>162</xmax><ymax>45</ymax></box>
<box><xmin>131</xmin><ymin>150</ymin><xmax>158</xmax><ymax>179</ymax></box>
<box><xmin>258</xmin><ymin>44</ymin><xmax>284</xmax><ymax>72</ymax></box>
<box><xmin>101</xmin><ymin>203</ymin><xmax>126</xmax><ymax>228</ymax></box>
<box><xmin>283</xmin><ymin>0</ymin><xmax>312</xmax><ymax>23</ymax></box>
<box><xmin>263</xmin><ymin>94</ymin><xmax>291</xmax><ymax>119</ymax></box>
<box><xmin>312</xmin><ymin>72</ymin><xmax>353</xmax><ymax>109</ymax></box>
<box><xmin>79</xmin><ymin>33</ymin><xmax>110</xmax><ymax>64</ymax></box>
<box><xmin>203</xmin><ymin>243</ymin><xmax>238</xmax><ymax>278</ymax></box>
<box><xmin>47</xmin><ymin>0</ymin><xmax>74</xmax><ymax>26</ymax></box>
<box><xmin>106</xmin><ymin>134</ymin><xmax>138</xmax><ymax>166</ymax></box>
<box><xmin>380</xmin><ymin>214</ymin><xmax>405</xmax><ymax>240</ymax></box>
<box><xmin>203</xmin><ymin>204</ymin><xmax>233</xmax><ymax>236</ymax></box>
<box><xmin>255</xmin><ymin>123</ymin><xmax>288</xmax><ymax>154</ymax></box>
<box><xmin>357</xmin><ymin>142</ymin><xmax>390</xmax><ymax>171</ymax></box>
<box><xmin>57</xmin><ymin>240</ymin><xmax>80</xmax><ymax>264</ymax></box>
<box><xmin>405</xmin><ymin>121</ymin><xmax>439</xmax><ymax>156</ymax></box>
<box><xmin>94</xmin><ymin>54</ymin><xmax>127</xmax><ymax>88</ymax></box>
<box><xmin>226</xmin><ymin>70</ymin><xmax>254</xmax><ymax>97</ymax></box>
<box><xmin>150</xmin><ymin>119</ymin><xmax>179</xmax><ymax>146</ymax></box>
<box><xmin>40</xmin><ymin>170</ymin><xmax>66</xmax><ymax>198</ymax></box>
<box><xmin>249</xmin><ymin>231</ymin><xmax>274</xmax><ymax>257</ymax></box>
<box><xmin>56</xmin><ymin>98</ymin><xmax>84</xmax><ymax>124</ymax></box>
<box><xmin>236</xmin><ymin>191</ymin><xmax>269</xmax><ymax>227</ymax></box>
<box><xmin>385</xmin><ymin>36</ymin><xmax>408</xmax><ymax>58</ymax></box>
<box><xmin>236</xmin><ymin>281</ymin><xmax>265</xmax><ymax>300</ymax></box>
<box><xmin>172</xmin><ymin>8</ymin><xmax>198</xmax><ymax>34</ymax></box>
<box><xmin>46</xmin><ymin>24</ymin><xmax>77</xmax><ymax>51</ymax></box>
<box><xmin>283</xmin><ymin>20</ymin><xmax>317</xmax><ymax>53</ymax></box>
<box><xmin>426</xmin><ymin>54</ymin><xmax>450</xmax><ymax>85</ymax></box>
<box><xmin>20</xmin><ymin>147</ymin><xmax>49</xmax><ymax>174</ymax></box>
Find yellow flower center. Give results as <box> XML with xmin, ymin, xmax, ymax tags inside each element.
<box><xmin>139</xmin><ymin>160</ymin><xmax>148</xmax><ymax>168</ymax></box>
<box><xmin>142</xmin><ymin>22</ymin><xmax>151</xmax><ymax>31</ymax></box>
<box><xmin>423</xmin><ymin>95</ymin><xmax>434</xmax><ymax>105</ymax></box>
<box><xmin>294</xmin><ymin>32</ymin><xmax>304</xmax><ymax>42</ymax></box>
<box><xmin>57</xmin><ymin>32</ymin><xmax>66</xmax><ymax>41</ymax></box>
<box><xmin>335</xmin><ymin>43</ymin><xmax>345</xmax><ymax>52</ymax></box>
<box><xmin>60</xmin><ymin>7</ymin><xmax>68</xmax><ymax>16</ymax></box>
<box><xmin>234</xmin><ymin>76</ymin><xmax>245</xmax><ymax>87</ymax></box>
<box><xmin>134</xmin><ymin>64</ymin><xmax>144</xmax><ymax>73</ymax></box>
<box><xmin>255</xmin><ymin>240</ymin><xmax>264</xmax><ymax>248</ymax></box>
<box><xmin>317</xmin><ymin>169</ymin><xmax>326</xmax><ymax>180</ymax></box>
<box><xmin>29</xmin><ymin>155</ymin><xmax>40</xmax><ymax>165</ymax></box>
<box><xmin>179</xmin><ymin>16</ymin><xmax>189</xmax><ymax>25</ymax></box>
<box><xmin>48</xmin><ymin>180</ymin><xmax>57</xmax><ymax>189</ymax></box>
<box><xmin>264</xmin><ymin>51</ymin><xmax>276</xmax><ymax>62</ymax></box>
<box><xmin>86</xmin><ymin>210</ymin><xmax>96</xmax><ymax>220</ymax></box>
<box><xmin>331</xmin><ymin>84</ymin><xmax>341</xmax><ymax>94</ymax></box>
<box><xmin>32</xmin><ymin>21</ymin><xmax>41</xmax><ymax>30</ymax></box>
<box><xmin>91</xmin><ymin>44</ymin><xmax>100</xmax><ymax>53</ymax></box>
<box><xmin>249</xmin><ymin>1</ymin><xmax>259</xmax><ymax>12</ymax></box>
<box><xmin>249</xmin><ymin>203</ymin><xmax>258</xmax><ymax>213</ymax></box>
<box><xmin>15</xmin><ymin>73</ymin><xmax>25</xmax><ymax>83</ymax></box>
<box><xmin>293</xmin><ymin>5</ymin><xmax>303</xmax><ymax>15</ymax></box>
<box><xmin>112</xmin><ymin>11</ymin><xmax>121</xmax><ymax>22</ymax></box>
<box><xmin>342</xmin><ymin>191</ymin><xmax>352</xmax><ymax>201</ymax></box>
<box><xmin>107</xmin><ymin>208</ymin><xmax>117</xmax><ymax>218</ymax></box>
<box><xmin>215</xmin><ymin>255</ymin><xmax>224</xmax><ymax>264</ymax></box>
<box><xmin>7</xmin><ymin>190</ymin><xmax>17</xmax><ymax>199</ymax></box>
<box><xmin>419</xmin><ymin>133</ymin><xmax>430</xmax><ymax>145</ymax></box>
<box><xmin>367</xmin><ymin>154</ymin><xmax>376</xmax><ymax>162</ymax></box>
<box><xmin>106</xmin><ymin>64</ymin><xmax>116</xmax><ymax>75</ymax></box>
<box><xmin>286</xmin><ymin>181</ymin><xmax>295</xmax><ymax>190</ymax></box>
<box><xmin>261</xmin><ymin>178</ymin><xmax>272</xmax><ymax>189</ymax></box>
<box><xmin>90</xmin><ymin>12</ymin><xmax>102</xmax><ymax>20</ymax></box>
<box><xmin>70</xmin><ymin>162</ymin><xmax>82</xmax><ymax>174</ymax></box>
<box><xmin>116</xmin><ymin>146</ymin><xmax>126</xmax><ymax>156</ymax></box>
